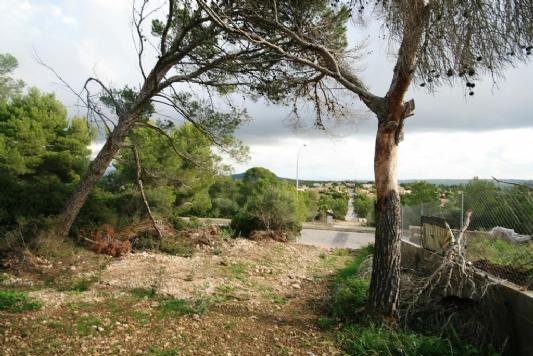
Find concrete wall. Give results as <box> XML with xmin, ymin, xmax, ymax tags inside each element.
<box><xmin>401</xmin><ymin>239</ymin><xmax>533</xmax><ymax>356</ymax></box>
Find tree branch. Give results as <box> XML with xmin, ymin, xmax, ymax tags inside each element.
<box><xmin>125</xmin><ymin>143</ymin><xmax>163</xmax><ymax>240</ymax></box>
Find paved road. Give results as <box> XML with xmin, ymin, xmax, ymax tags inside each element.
<box><xmin>297</xmin><ymin>228</ymin><xmax>374</xmax><ymax>249</ymax></box>
<box><xmin>345</xmin><ymin>193</ymin><xmax>355</xmax><ymax>221</ymax></box>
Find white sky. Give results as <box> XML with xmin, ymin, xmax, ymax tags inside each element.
<box><xmin>1</xmin><ymin>0</ymin><xmax>532</xmax><ymax>180</ymax></box>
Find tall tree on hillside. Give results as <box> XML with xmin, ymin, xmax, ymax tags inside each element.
<box><xmin>0</xmin><ymin>88</ymin><xmax>94</xmax><ymax>226</ymax></box>
<box><xmin>198</xmin><ymin>0</ymin><xmax>533</xmax><ymax>318</ymax></box>
<box><xmin>53</xmin><ymin>0</ymin><xmax>348</xmax><ymax>238</ymax></box>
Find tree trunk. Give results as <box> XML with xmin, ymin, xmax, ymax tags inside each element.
<box><xmin>55</xmin><ymin>117</ymin><xmax>137</xmax><ymax>238</ymax></box>
<box><xmin>368</xmin><ymin>121</ymin><xmax>402</xmax><ymax>319</ymax></box>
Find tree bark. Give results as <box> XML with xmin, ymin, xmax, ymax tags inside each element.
<box><xmin>365</xmin><ymin>0</ymin><xmax>428</xmax><ymax>319</ymax></box>
<box><xmin>368</xmin><ymin>122</ymin><xmax>402</xmax><ymax>318</ymax></box>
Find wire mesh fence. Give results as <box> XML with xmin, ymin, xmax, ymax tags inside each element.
<box><xmin>401</xmin><ymin>178</ymin><xmax>533</xmax><ymax>290</ymax></box>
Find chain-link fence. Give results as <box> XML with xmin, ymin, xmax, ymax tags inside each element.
<box><xmin>401</xmin><ymin>178</ymin><xmax>533</xmax><ymax>290</ymax></box>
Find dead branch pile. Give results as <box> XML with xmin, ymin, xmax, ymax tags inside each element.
<box><xmin>84</xmin><ymin>224</ymin><xmax>132</xmax><ymax>257</ymax></box>
<box><xmin>399</xmin><ymin>211</ymin><xmax>500</xmax><ymax>347</ymax></box>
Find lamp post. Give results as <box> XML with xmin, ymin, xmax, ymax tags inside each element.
<box><xmin>296</xmin><ymin>144</ymin><xmax>307</xmax><ymax>198</ymax></box>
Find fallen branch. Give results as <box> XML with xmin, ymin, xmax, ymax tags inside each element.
<box><xmin>403</xmin><ymin>210</ymin><xmax>494</xmax><ymax>321</ymax></box>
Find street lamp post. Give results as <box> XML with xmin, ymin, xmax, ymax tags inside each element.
<box><xmin>296</xmin><ymin>144</ymin><xmax>307</xmax><ymax>198</ymax></box>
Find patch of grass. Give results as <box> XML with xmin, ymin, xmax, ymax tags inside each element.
<box><xmin>333</xmin><ymin>244</ymin><xmax>373</xmax><ymax>285</ymax></box>
<box><xmin>467</xmin><ymin>234</ymin><xmax>533</xmax><ymax>266</ymax></box>
<box><xmin>75</xmin><ymin>315</ymin><xmax>102</xmax><ymax>336</ymax></box>
<box><xmin>146</xmin><ymin>347</ymin><xmax>180</xmax><ymax>356</ymax></box>
<box><xmin>225</xmin><ymin>262</ymin><xmax>249</xmax><ymax>281</ymax></box>
<box><xmin>262</xmin><ymin>289</ymin><xmax>288</xmax><ymax>304</ymax></box>
<box><xmin>0</xmin><ymin>290</ymin><xmax>42</xmax><ymax>312</ymax></box>
<box><xmin>130</xmin><ymin>287</ymin><xmax>158</xmax><ymax>299</ymax></box>
<box><xmin>338</xmin><ymin>323</ymin><xmax>485</xmax><ymax>356</ymax></box>
<box><xmin>66</xmin><ymin>301</ymin><xmax>92</xmax><ymax>312</ymax></box>
<box><xmin>331</xmin><ymin>277</ymin><xmax>369</xmax><ymax>320</ymax></box>
<box><xmin>319</xmin><ymin>252</ymin><xmax>327</xmax><ymax>259</ymax></box>
<box><xmin>213</xmin><ymin>284</ymin><xmax>236</xmax><ymax>303</ymax></box>
<box><xmin>317</xmin><ymin>316</ymin><xmax>336</xmax><ymax>330</ymax></box>
<box><xmin>156</xmin><ymin>297</ymin><xmax>210</xmax><ymax>320</ymax></box>
<box><xmin>67</xmin><ymin>277</ymin><xmax>95</xmax><ymax>292</ymax></box>
<box><xmin>325</xmin><ymin>244</ymin><xmax>373</xmax><ymax>322</ymax></box>
<box><xmin>130</xmin><ymin>310</ymin><xmax>150</xmax><ymax>324</ymax></box>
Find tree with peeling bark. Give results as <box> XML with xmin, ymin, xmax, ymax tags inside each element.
<box><xmin>197</xmin><ymin>0</ymin><xmax>533</xmax><ymax>318</ymax></box>
<box><xmin>54</xmin><ymin>0</ymin><xmax>347</xmax><ymax>239</ymax></box>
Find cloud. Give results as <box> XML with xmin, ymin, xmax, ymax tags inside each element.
<box><xmin>1</xmin><ymin>0</ymin><xmax>532</xmax><ymax>179</ymax></box>
<box><xmin>231</xmin><ymin>129</ymin><xmax>533</xmax><ymax>180</ymax></box>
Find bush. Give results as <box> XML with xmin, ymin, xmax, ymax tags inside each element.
<box><xmin>231</xmin><ymin>170</ymin><xmax>302</xmax><ymax>237</ymax></box>
<box><xmin>319</xmin><ymin>192</ymin><xmax>349</xmax><ymax>220</ymax></box>
<box><xmin>0</xmin><ymin>290</ymin><xmax>42</xmax><ymax>312</ymax></box>
<box><xmin>230</xmin><ymin>211</ymin><xmax>262</xmax><ymax>237</ymax></box>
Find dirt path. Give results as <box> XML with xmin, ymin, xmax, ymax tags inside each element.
<box><xmin>1</xmin><ymin>239</ymin><xmax>354</xmax><ymax>355</ymax></box>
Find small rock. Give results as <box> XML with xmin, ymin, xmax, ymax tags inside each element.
<box><xmin>291</xmin><ymin>283</ymin><xmax>301</xmax><ymax>289</ymax></box>
<box><xmin>97</xmin><ymin>326</ymin><xmax>104</xmax><ymax>332</ymax></box>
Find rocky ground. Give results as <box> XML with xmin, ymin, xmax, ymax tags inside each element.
<box><xmin>0</xmin><ymin>238</ymin><xmax>356</xmax><ymax>355</ymax></box>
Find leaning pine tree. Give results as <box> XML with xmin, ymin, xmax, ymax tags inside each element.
<box><xmin>53</xmin><ymin>1</ymin><xmax>350</xmax><ymax>237</ymax></box>
<box><xmin>198</xmin><ymin>0</ymin><xmax>533</xmax><ymax>318</ymax></box>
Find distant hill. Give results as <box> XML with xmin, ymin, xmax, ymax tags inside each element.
<box><xmin>231</xmin><ymin>173</ymin><xmax>532</xmax><ymax>187</ymax></box>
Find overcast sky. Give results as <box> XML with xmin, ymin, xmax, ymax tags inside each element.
<box><xmin>1</xmin><ymin>0</ymin><xmax>532</xmax><ymax>180</ymax></box>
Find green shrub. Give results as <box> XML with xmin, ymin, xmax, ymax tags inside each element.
<box><xmin>230</xmin><ymin>211</ymin><xmax>262</xmax><ymax>237</ymax></box>
<box><xmin>219</xmin><ymin>225</ymin><xmax>236</xmax><ymax>240</ymax></box>
<box><xmin>169</xmin><ymin>215</ymin><xmax>190</xmax><ymax>231</ymax></box>
<box><xmin>0</xmin><ymin>290</ymin><xmax>42</xmax><ymax>312</ymax></box>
